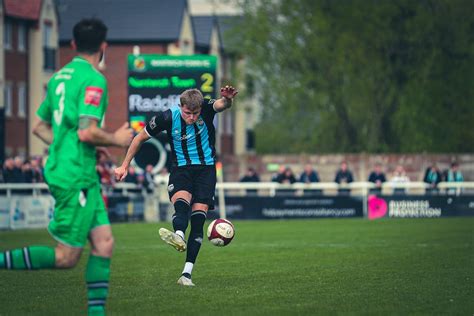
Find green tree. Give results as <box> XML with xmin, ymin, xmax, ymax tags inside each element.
<box><xmin>235</xmin><ymin>0</ymin><xmax>474</xmax><ymax>153</ymax></box>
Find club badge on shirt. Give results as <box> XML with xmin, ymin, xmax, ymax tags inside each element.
<box><xmin>84</xmin><ymin>87</ymin><xmax>103</xmax><ymax>107</ymax></box>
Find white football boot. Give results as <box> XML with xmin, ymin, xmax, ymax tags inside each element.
<box><xmin>177</xmin><ymin>275</ymin><xmax>195</xmax><ymax>287</ymax></box>
<box><xmin>159</xmin><ymin>228</ymin><xmax>186</xmax><ymax>252</ymax></box>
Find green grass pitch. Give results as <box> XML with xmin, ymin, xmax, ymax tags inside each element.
<box><xmin>0</xmin><ymin>218</ymin><xmax>473</xmax><ymax>315</ymax></box>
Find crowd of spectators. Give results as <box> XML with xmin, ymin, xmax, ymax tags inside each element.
<box><xmin>95</xmin><ymin>149</ymin><xmax>166</xmax><ymax>193</ymax></box>
<box><xmin>0</xmin><ymin>156</ymin><xmax>44</xmax><ymax>183</ymax></box>
<box><xmin>240</xmin><ymin>161</ymin><xmax>466</xmax><ymax>189</ymax></box>
<box><xmin>1</xmin><ymin>154</ymin><xmax>467</xmax><ymax>194</ymax></box>
<box><xmin>0</xmin><ymin>151</ymin><xmax>168</xmax><ymax>193</ymax></box>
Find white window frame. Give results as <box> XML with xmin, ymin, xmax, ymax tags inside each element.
<box><xmin>4</xmin><ymin>82</ymin><xmax>13</xmax><ymax>117</ymax></box>
<box><xmin>43</xmin><ymin>23</ymin><xmax>52</xmax><ymax>47</ymax></box>
<box><xmin>18</xmin><ymin>82</ymin><xmax>26</xmax><ymax>118</ymax></box>
<box><xmin>4</xmin><ymin>21</ymin><xmax>12</xmax><ymax>50</ymax></box>
<box><xmin>18</xmin><ymin>24</ymin><xmax>27</xmax><ymax>52</ymax></box>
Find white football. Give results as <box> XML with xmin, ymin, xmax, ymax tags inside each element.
<box><xmin>207</xmin><ymin>218</ymin><xmax>235</xmax><ymax>246</ymax></box>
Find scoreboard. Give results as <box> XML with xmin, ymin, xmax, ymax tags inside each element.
<box><xmin>127</xmin><ymin>54</ymin><xmax>217</xmax><ymax>172</ymax></box>
<box><xmin>128</xmin><ymin>54</ymin><xmax>217</xmax><ymax>132</ymax></box>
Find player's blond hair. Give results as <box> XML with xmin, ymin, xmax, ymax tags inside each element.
<box><xmin>180</xmin><ymin>89</ymin><xmax>204</xmax><ymax>111</ymax></box>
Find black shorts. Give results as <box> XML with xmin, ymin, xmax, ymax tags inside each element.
<box><xmin>168</xmin><ymin>165</ymin><xmax>217</xmax><ymax>209</ymax></box>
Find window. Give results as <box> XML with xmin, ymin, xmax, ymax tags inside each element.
<box><xmin>18</xmin><ymin>83</ymin><xmax>26</xmax><ymax>118</ymax></box>
<box><xmin>4</xmin><ymin>83</ymin><xmax>13</xmax><ymax>117</ymax></box>
<box><xmin>181</xmin><ymin>39</ymin><xmax>192</xmax><ymax>55</ymax></box>
<box><xmin>4</xmin><ymin>21</ymin><xmax>12</xmax><ymax>50</ymax></box>
<box><xmin>18</xmin><ymin>24</ymin><xmax>27</xmax><ymax>52</ymax></box>
<box><xmin>43</xmin><ymin>23</ymin><xmax>52</xmax><ymax>47</ymax></box>
<box><xmin>43</xmin><ymin>23</ymin><xmax>56</xmax><ymax>71</ymax></box>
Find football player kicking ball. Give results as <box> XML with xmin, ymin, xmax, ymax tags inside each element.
<box><xmin>0</xmin><ymin>18</ymin><xmax>133</xmax><ymax>315</ymax></box>
<box><xmin>115</xmin><ymin>86</ymin><xmax>238</xmax><ymax>286</ymax></box>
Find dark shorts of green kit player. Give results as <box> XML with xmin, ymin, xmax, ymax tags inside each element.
<box><xmin>167</xmin><ymin>165</ymin><xmax>217</xmax><ymax>210</ymax></box>
<box><xmin>48</xmin><ymin>183</ymin><xmax>110</xmax><ymax>248</ymax></box>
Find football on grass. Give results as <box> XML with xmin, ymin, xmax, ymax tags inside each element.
<box><xmin>207</xmin><ymin>219</ymin><xmax>235</xmax><ymax>246</ymax></box>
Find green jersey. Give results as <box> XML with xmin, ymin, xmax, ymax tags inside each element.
<box><xmin>37</xmin><ymin>56</ymin><xmax>108</xmax><ymax>189</ymax></box>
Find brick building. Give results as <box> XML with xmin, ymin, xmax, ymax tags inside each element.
<box><xmin>56</xmin><ymin>0</ymin><xmax>244</xmax><ymax>165</ymax></box>
<box><xmin>0</xmin><ymin>0</ymin><xmax>59</xmax><ymax>160</ymax></box>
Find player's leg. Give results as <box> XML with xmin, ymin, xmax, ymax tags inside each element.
<box><xmin>178</xmin><ymin>203</ymin><xmax>208</xmax><ymax>286</ymax></box>
<box><xmin>87</xmin><ymin>225</ymin><xmax>114</xmax><ymax>316</ymax></box>
<box><xmin>0</xmin><ymin>243</ymin><xmax>82</xmax><ymax>270</ymax></box>
<box><xmin>170</xmin><ymin>190</ymin><xmax>192</xmax><ymax>242</ymax></box>
<box><xmin>158</xmin><ymin>190</ymin><xmax>191</xmax><ymax>252</ymax></box>
<box><xmin>178</xmin><ymin>165</ymin><xmax>216</xmax><ymax>286</ymax></box>
<box><xmin>0</xmin><ymin>185</ymin><xmax>87</xmax><ymax>270</ymax></box>
<box><xmin>55</xmin><ymin>243</ymin><xmax>82</xmax><ymax>268</ymax></box>
<box><xmin>159</xmin><ymin>168</ymin><xmax>193</xmax><ymax>251</ymax></box>
<box><xmin>85</xmin><ymin>185</ymin><xmax>113</xmax><ymax>316</ymax></box>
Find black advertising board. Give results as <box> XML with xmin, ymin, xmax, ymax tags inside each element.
<box><xmin>210</xmin><ymin>196</ymin><xmax>364</xmax><ymax>220</ymax></box>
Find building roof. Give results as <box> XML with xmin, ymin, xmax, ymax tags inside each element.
<box><xmin>58</xmin><ymin>0</ymin><xmax>187</xmax><ymax>43</ymax></box>
<box><xmin>216</xmin><ymin>15</ymin><xmax>242</xmax><ymax>53</ymax></box>
<box><xmin>192</xmin><ymin>15</ymin><xmax>214</xmax><ymax>48</ymax></box>
<box><xmin>4</xmin><ymin>0</ymin><xmax>42</xmax><ymax>21</ymax></box>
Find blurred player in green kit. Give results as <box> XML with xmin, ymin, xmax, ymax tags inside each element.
<box><xmin>0</xmin><ymin>18</ymin><xmax>133</xmax><ymax>315</ymax></box>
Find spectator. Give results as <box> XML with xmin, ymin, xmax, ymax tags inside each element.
<box><xmin>143</xmin><ymin>164</ymin><xmax>155</xmax><ymax>193</ymax></box>
<box><xmin>390</xmin><ymin>165</ymin><xmax>410</xmax><ymax>195</ymax></box>
<box><xmin>2</xmin><ymin>158</ymin><xmax>15</xmax><ymax>183</ymax></box>
<box><xmin>240</xmin><ymin>167</ymin><xmax>260</xmax><ymax>182</ymax></box>
<box><xmin>137</xmin><ymin>173</ymin><xmax>145</xmax><ymax>189</ymax></box>
<box><xmin>299</xmin><ymin>164</ymin><xmax>320</xmax><ymax>183</ymax></box>
<box><xmin>335</xmin><ymin>161</ymin><xmax>354</xmax><ymax>195</ymax></box>
<box><xmin>97</xmin><ymin>164</ymin><xmax>113</xmax><ymax>186</ymax></box>
<box><xmin>391</xmin><ymin>165</ymin><xmax>410</xmax><ymax>183</ymax></box>
<box><xmin>423</xmin><ymin>163</ymin><xmax>442</xmax><ymax>194</ymax></box>
<box><xmin>275</xmin><ymin>167</ymin><xmax>297</xmax><ymax>184</ymax></box>
<box><xmin>124</xmin><ymin>166</ymin><xmax>139</xmax><ymax>184</ymax></box>
<box><xmin>444</xmin><ymin>162</ymin><xmax>464</xmax><ymax>195</ymax></box>
<box><xmin>445</xmin><ymin>162</ymin><xmax>464</xmax><ymax>182</ymax></box>
<box><xmin>299</xmin><ymin>164</ymin><xmax>321</xmax><ymax>196</ymax></box>
<box><xmin>12</xmin><ymin>156</ymin><xmax>25</xmax><ymax>183</ymax></box>
<box><xmin>368</xmin><ymin>163</ymin><xmax>386</xmax><ymax>194</ymax></box>
<box><xmin>274</xmin><ymin>166</ymin><xmax>296</xmax><ymax>196</ymax></box>
<box><xmin>30</xmin><ymin>157</ymin><xmax>44</xmax><ymax>183</ymax></box>
<box><xmin>271</xmin><ymin>165</ymin><xmax>286</xmax><ymax>182</ymax></box>
<box><xmin>22</xmin><ymin>160</ymin><xmax>34</xmax><ymax>183</ymax></box>
<box><xmin>334</xmin><ymin>161</ymin><xmax>354</xmax><ymax>184</ymax></box>
<box><xmin>240</xmin><ymin>167</ymin><xmax>260</xmax><ymax>196</ymax></box>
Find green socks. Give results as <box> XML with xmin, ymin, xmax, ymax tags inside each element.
<box><xmin>0</xmin><ymin>246</ymin><xmax>55</xmax><ymax>269</ymax></box>
<box><xmin>0</xmin><ymin>249</ymin><xmax>111</xmax><ymax>314</ymax></box>
<box><xmin>86</xmin><ymin>255</ymin><xmax>111</xmax><ymax>316</ymax></box>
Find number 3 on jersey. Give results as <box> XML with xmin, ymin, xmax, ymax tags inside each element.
<box><xmin>54</xmin><ymin>82</ymin><xmax>65</xmax><ymax>126</ymax></box>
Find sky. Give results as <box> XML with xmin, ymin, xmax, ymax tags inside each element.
<box><xmin>188</xmin><ymin>0</ymin><xmax>242</xmax><ymax>15</ymax></box>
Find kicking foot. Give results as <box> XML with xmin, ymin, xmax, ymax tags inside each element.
<box><xmin>159</xmin><ymin>228</ymin><xmax>186</xmax><ymax>252</ymax></box>
<box><xmin>177</xmin><ymin>275</ymin><xmax>195</xmax><ymax>286</ymax></box>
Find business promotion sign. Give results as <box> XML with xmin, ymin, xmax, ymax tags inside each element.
<box><xmin>127</xmin><ymin>54</ymin><xmax>217</xmax><ymax>132</ymax></box>
<box><xmin>367</xmin><ymin>195</ymin><xmax>474</xmax><ymax>219</ymax></box>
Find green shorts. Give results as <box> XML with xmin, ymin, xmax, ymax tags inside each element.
<box><xmin>48</xmin><ymin>183</ymin><xmax>110</xmax><ymax>248</ymax></box>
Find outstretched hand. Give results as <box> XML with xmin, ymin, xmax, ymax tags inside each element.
<box><xmin>220</xmin><ymin>85</ymin><xmax>238</xmax><ymax>100</ymax></box>
<box><xmin>114</xmin><ymin>165</ymin><xmax>128</xmax><ymax>182</ymax></box>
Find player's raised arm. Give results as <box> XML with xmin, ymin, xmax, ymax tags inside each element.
<box><xmin>78</xmin><ymin>118</ymin><xmax>133</xmax><ymax>147</ymax></box>
<box><xmin>212</xmin><ymin>85</ymin><xmax>238</xmax><ymax>112</ymax></box>
<box><xmin>114</xmin><ymin>129</ymin><xmax>151</xmax><ymax>181</ymax></box>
